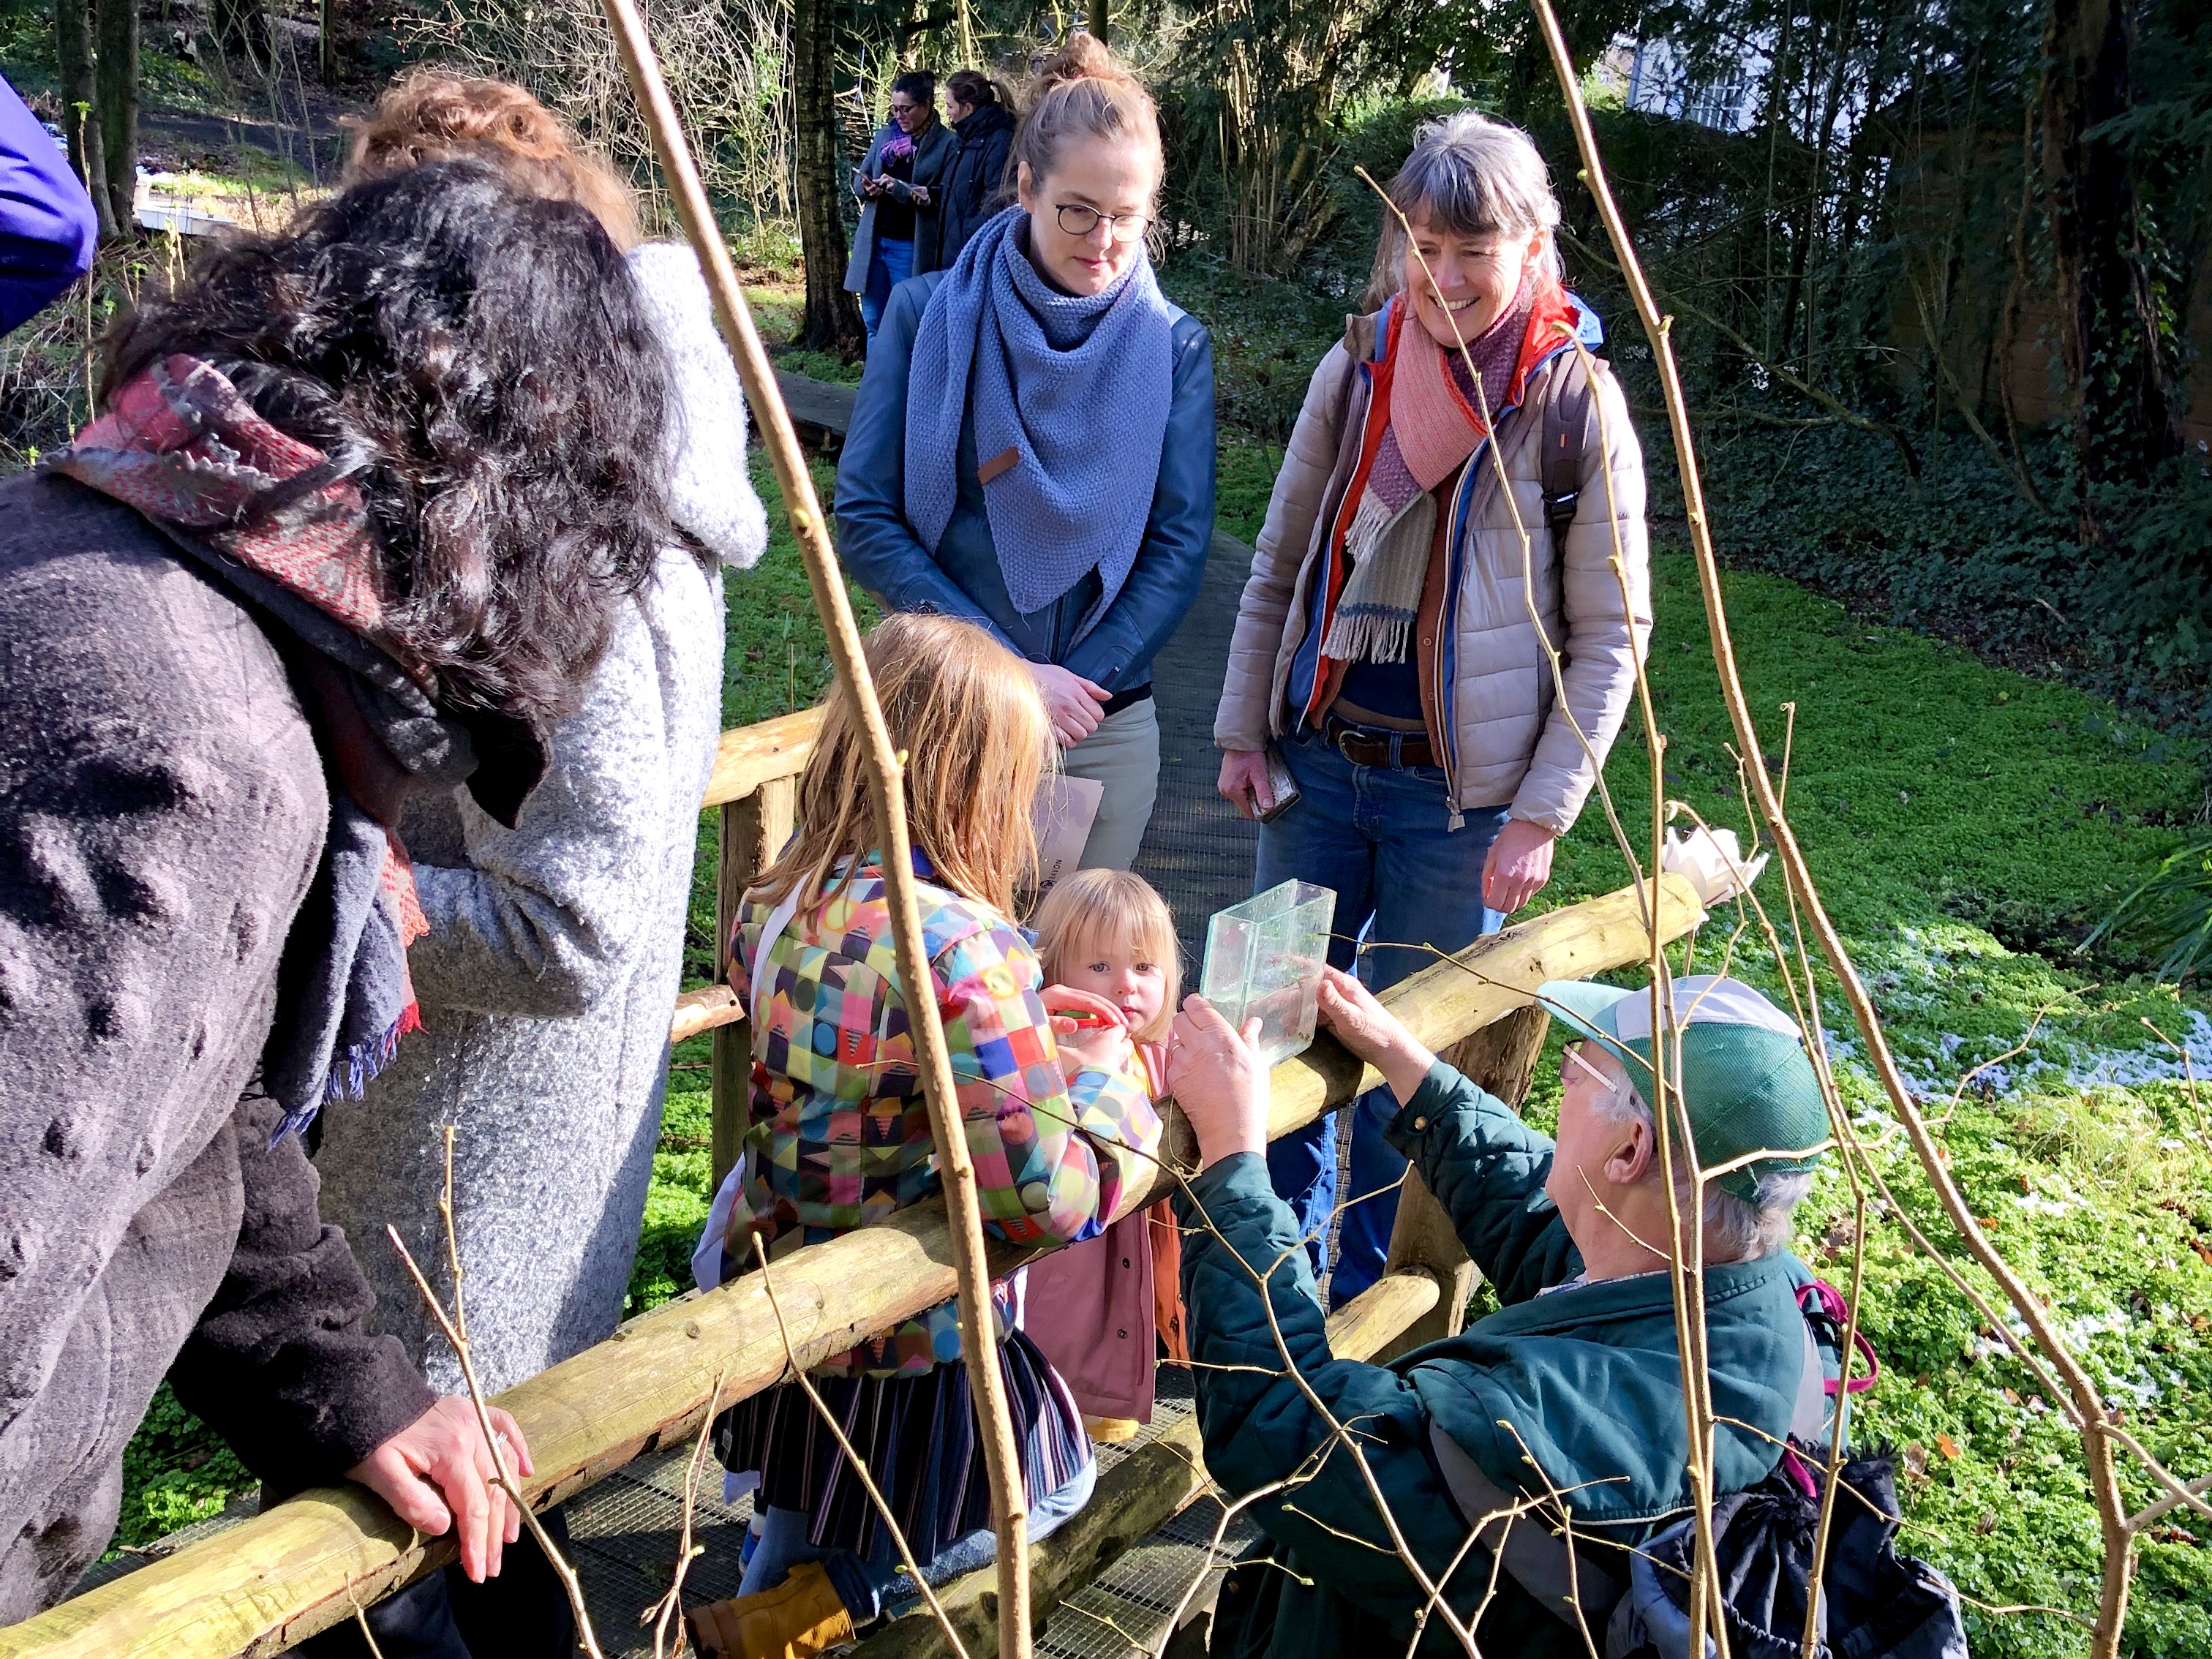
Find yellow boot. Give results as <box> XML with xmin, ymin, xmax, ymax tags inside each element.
<box><xmin>686</xmin><ymin>1561</ymin><xmax>857</xmax><ymax>1658</ymax></box>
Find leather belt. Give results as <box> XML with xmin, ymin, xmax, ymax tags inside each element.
<box><xmin>1320</xmin><ymin>711</ymin><xmax>1435</xmax><ymax>769</ymax></box>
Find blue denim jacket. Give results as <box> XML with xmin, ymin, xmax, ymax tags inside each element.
<box><xmin>835</xmin><ymin>269</ymin><xmax>1216</xmax><ymax>695</ymax></box>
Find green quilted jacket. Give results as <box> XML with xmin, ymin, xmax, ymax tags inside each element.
<box><xmin>1175</xmin><ymin>1060</ymin><xmax>1815</xmax><ymax>1658</ymax></box>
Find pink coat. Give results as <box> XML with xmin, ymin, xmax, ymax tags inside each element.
<box><xmin>1023</xmin><ymin>1044</ymin><xmax>1187</xmax><ymax>1423</ymax></box>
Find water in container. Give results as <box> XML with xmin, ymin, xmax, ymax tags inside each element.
<box><xmin>1199</xmin><ymin>879</ymin><xmax>1337</xmax><ymax>1069</ymax></box>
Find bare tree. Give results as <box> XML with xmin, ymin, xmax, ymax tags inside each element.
<box><xmin>2038</xmin><ymin>0</ymin><xmax>2178</xmax><ymax>518</ymax></box>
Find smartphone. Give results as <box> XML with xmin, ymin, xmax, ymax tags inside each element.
<box><xmin>1256</xmin><ymin>744</ymin><xmax>1301</xmax><ymax>823</ymax></box>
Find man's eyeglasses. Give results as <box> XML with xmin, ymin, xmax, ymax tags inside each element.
<box><xmin>1056</xmin><ymin>203</ymin><xmax>1151</xmax><ymax>244</ymax></box>
<box><xmin>1562</xmin><ymin>1039</ymin><xmax>1616</xmax><ymax>1091</ymax></box>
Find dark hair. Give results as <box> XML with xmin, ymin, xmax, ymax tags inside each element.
<box><xmin>103</xmin><ymin>159</ymin><xmax>675</xmax><ymax>726</ymax></box>
<box><xmin>891</xmin><ymin>69</ymin><xmax>936</xmax><ymax>106</ymax></box>
<box><xmin>944</xmin><ymin>69</ymin><xmax>1009</xmax><ymax>110</ymax></box>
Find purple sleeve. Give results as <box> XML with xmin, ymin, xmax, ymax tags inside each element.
<box><xmin>0</xmin><ymin>75</ymin><xmax>99</xmax><ymax>338</ymax></box>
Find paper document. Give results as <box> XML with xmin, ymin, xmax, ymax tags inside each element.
<box><xmin>1032</xmin><ymin>774</ymin><xmax>1105</xmax><ymax>899</ymax></box>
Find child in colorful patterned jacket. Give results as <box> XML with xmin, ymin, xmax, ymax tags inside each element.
<box><xmin>1023</xmin><ymin>868</ymin><xmax>1192</xmax><ymax>1442</ymax></box>
<box><xmin>683</xmin><ymin>614</ymin><xmax>1164</xmax><ymax>1657</ymax></box>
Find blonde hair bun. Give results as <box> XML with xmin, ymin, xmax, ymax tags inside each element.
<box><xmin>1032</xmin><ymin>29</ymin><xmax>1116</xmax><ymax>91</ymax></box>
<box><xmin>1012</xmin><ymin>30</ymin><xmax>1162</xmax><ymax>197</ymax></box>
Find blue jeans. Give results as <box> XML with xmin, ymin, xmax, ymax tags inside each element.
<box><xmin>740</xmin><ymin>1456</ymin><xmax>1097</xmax><ymax>1623</ymax></box>
<box><xmin>1254</xmin><ymin>728</ymin><xmax>1509</xmax><ymax>1306</ymax></box>
<box><xmin>860</xmin><ymin>236</ymin><xmax>915</xmax><ymax>341</ymax></box>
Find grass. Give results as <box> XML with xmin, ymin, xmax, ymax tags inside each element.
<box><xmin>66</xmin><ymin>232</ymin><xmax>2211</xmax><ymax>1649</ymax></box>
<box><xmin>1519</xmin><ymin>549</ymin><xmax>2212</xmax><ymax>1657</ymax></box>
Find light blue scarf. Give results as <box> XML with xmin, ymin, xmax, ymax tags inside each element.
<box><xmin>903</xmin><ymin>206</ymin><xmax>1176</xmax><ymax>630</ymax></box>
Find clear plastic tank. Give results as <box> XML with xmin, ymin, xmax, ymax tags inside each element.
<box><xmin>1199</xmin><ymin>879</ymin><xmax>1338</xmax><ymax>1069</ymax></box>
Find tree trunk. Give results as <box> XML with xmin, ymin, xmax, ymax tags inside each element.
<box><xmin>1775</xmin><ymin>0</ymin><xmax>1856</xmax><ymax>372</ymax></box>
<box><xmin>2039</xmin><ymin>0</ymin><xmax>2176</xmax><ymax>514</ymax></box>
<box><xmin>1086</xmin><ymin>0</ymin><xmax>1107</xmax><ymax>43</ymax></box>
<box><xmin>53</xmin><ymin>0</ymin><xmax>117</xmax><ymax>239</ymax></box>
<box><xmin>93</xmin><ymin>0</ymin><xmax>136</xmax><ymax>237</ymax></box>
<box><xmin>209</xmin><ymin>0</ymin><xmax>268</xmax><ymax>72</ymax></box>
<box><xmin>792</xmin><ymin>0</ymin><xmax>862</xmax><ymax>356</ymax></box>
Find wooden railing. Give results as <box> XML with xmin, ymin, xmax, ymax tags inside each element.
<box><xmin>0</xmin><ymin>704</ymin><xmax>1704</xmax><ymax>1659</ymax></box>
<box><xmin>666</xmin><ymin>705</ymin><xmax>824</xmax><ymax>1189</ymax></box>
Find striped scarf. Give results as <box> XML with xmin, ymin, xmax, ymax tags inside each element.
<box><xmin>1323</xmin><ymin>279</ymin><xmax>1535</xmax><ymax>663</ymax></box>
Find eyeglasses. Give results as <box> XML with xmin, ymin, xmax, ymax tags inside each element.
<box><xmin>1055</xmin><ymin>203</ymin><xmax>1151</xmax><ymax>244</ymax></box>
<box><xmin>1562</xmin><ymin>1039</ymin><xmax>1617</xmax><ymax>1092</ymax></box>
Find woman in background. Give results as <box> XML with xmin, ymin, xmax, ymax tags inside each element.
<box><xmin>310</xmin><ymin>71</ymin><xmax>770</xmax><ymax>1658</ymax></box>
<box><xmin>849</xmin><ymin>69</ymin><xmax>952</xmax><ymax>336</ymax></box>
<box><xmin>933</xmin><ymin>68</ymin><xmax>1017</xmax><ymax>268</ymax></box>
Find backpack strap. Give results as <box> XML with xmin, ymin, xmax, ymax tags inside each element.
<box><xmin>1540</xmin><ymin>350</ymin><xmax>1592</xmax><ymax>546</ymax></box>
<box><xmin>1427</xmin><ymin>1425</ymin><xmax>1622</xmax><ymax>1628</ymax></box>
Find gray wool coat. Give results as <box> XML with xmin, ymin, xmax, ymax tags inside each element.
<box><xmin>312</xmin><ymin>243</ymin><xmax>769</xmax><ymax>1398</ymax></box>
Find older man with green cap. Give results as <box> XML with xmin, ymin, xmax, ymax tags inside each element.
<box><xmin>1161</xmin><ymin>965</ymin><xmax>1837</xmax><ymax>1658</ymax></box>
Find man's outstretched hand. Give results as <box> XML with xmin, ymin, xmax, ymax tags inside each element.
<box><xmin>1166</xmin><ymin>995</ymin><xmax>1268</xmax><ymax>1169</ymax></box>
<box><xmin>348</xmin><ymin>1396</ymin><xmax>531</xmax><ymax>1582</ymax></box>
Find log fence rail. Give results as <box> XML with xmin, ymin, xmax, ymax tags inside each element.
<box><xmin>0</xmin><ymin>702</ymin><xmax>1704</xmax><ymax>1659</ymax></box>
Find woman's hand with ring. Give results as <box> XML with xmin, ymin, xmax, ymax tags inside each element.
<box><xmin>1165</xmin><ymin>996</ymin><xmax>1268</xmax><ymax>1168</ymax></box>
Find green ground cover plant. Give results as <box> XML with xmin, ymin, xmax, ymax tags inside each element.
<box><xmin>1524</xmin><ymin>550</ymin><xmax>2212</xmax><ymax>1658</ymax></box>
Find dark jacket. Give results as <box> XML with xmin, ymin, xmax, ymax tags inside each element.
<box><xmin>1177</xmin><ymin>1061</ymin><xmax>1814</xmax><ymax>1658</ymax></box>
<box><xmin>0</xmin><ymin>473</ymin><xmax>437</xmax><ymax>1619</ymax></box>
<box><xmin>933</xmin><ymin>102</ymin><xmax>1015</xmax><ymax>269</ymax></box>
<box><xmin>845</xmin><ymin>118</ymin><xmax>954</xmax><ymax>290</ymax></box>
<box><xmin>835</xmin><ymin>269</ymin><xmax>1216</xmax><ymax>696</ymax></box>
<box><xmin>0</xmin><ymin>75</ymin><xmax>97</xmax><ymax>337</ymax></box>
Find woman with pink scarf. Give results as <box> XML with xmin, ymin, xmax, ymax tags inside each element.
<box><xmin>1211</xmin><ymin>110</ymin><xmax>1652</xmax><ymax>1306</ymax></box>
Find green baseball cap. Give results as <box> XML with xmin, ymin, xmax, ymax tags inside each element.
<box><xmin>1536</xmin><ymin>974</ymin><xmax>1829</xmax><ymax>1203</ymax></box>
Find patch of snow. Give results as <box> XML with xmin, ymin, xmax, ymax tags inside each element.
<box><xmin>2065</xmin><ymin>1007</ymin><xmax>2212</xmax><ymax>1088</ymax></box>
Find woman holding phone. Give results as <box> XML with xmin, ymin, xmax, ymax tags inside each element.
<box><xmin>848</xmin><ymin>71</ymin><xmax>952</xmax><ymax>340</ymax></box>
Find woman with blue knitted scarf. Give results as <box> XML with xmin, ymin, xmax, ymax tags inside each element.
<box><xmin>836</xmin><ymin>31</ymin><xmax>1215</xmax><ymax>874</ymax></box>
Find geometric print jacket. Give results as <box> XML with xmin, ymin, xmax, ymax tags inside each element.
<box><xmin>724</xmin><ymin>852</ymin><xmax>1162</xmax><ymax>1377</ymax></box>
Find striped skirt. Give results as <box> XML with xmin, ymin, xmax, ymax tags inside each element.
<box><xmin>712</xmin><ymin>1330</ymin><xmax>1093</xmax><ymax>1563</ymax></box>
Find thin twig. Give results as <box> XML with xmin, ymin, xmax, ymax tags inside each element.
<box><xmin>644</xmin><ymin>1366</ymin><xmax>723</xmax><ymax>1658</ymax></box>
<box><xmin>590</xmin><ymin>4</ymin><xmax>1038</xmax><ymax>1650</ymax></box>
<box><xmin>1522</xmin><ymin>4</ymin><xmax>2141</xmax><ymax>1650</ymax></box>
<box><xmin>385</xmin><ymin>1221</ymin><xmax>606</xmax><ymax>1659</ymax></box>
<box><xmin>750</xmin><ymin>1235</ymin><xmax>973</xmax><ymax>1659</ymax></box>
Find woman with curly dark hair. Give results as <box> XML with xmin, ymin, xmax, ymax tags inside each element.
<box><xmin>0</xmin><ymin>158</ymin><xmax>674</xmax><ymax>1630</ymax></box>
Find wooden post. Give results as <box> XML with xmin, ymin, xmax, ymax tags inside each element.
<box><xmin>1376</xmin><ymin>1003</ymin><xmax>1550</xmax><ymax>1361</ymax></box>
<box><xmin>710</xmin><ymin>777</ymin><xmax>796</xmax><ymax>1193</ymax></box>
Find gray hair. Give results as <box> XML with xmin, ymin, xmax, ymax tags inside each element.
<box><xmin>1368</xmin><ymin>110</ymin><xmax>1564</xmax><ymax>306</ymax></box>
<box><xmin>1582</xmin><ymin>1049</ymin><xmax>1812</xmax><ymax>1264</ymax></box>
